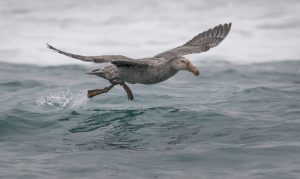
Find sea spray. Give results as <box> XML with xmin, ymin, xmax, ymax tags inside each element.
<box><xmin>37</xmin><ymin>87</ymin><xmax>87</xmax><ymax>108</ymax></box>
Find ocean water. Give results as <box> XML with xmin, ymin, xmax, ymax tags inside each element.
<box><xmin>1</xmin><ymin>0</ymin><xmax>300</xmax><ymax>178</ymax></box>
<box><xmin>1</xmin><ymin>61</ymin><xmax>300</xmax><ymax>179</ymax></box>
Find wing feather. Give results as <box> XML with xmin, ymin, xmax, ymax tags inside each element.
<box><xmin>47</xmin><ymin>44</ymin><xmax>148</xmax><ymax>67</ymax></box>
<box><xmin>155</xmin><ymin>23</ymin><xmax>232</xmax><ymax>60</ymax></box>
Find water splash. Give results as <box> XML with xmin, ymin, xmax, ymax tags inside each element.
<box><xmin>37</xmin><ymin>88</ymin><xmax>87</xmax><ymax>108</ymax></box>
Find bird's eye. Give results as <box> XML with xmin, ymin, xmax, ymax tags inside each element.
<box><xmin>181</xmin><ymin>60</ymin><xmax>184</xmax><ymax>63</ymax></box>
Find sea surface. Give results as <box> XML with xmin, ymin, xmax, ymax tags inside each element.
<box><xmin>1</xmin><ymin>61</ymin><xmax>300</xmax><ymax>179</ymax></box>
<box><xmin>1</xmin><ymin>0</ymin><xmax>300</xmax><ymax>179</ymax></box>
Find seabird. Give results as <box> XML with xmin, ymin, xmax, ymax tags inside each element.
<box><xmin>47</xmin><ymin>23</ymin><xmax>232</xmax><ymax>101</ymax></box>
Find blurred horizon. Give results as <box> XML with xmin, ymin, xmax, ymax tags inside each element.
<box><xmin>0</xmin><ymin>0</ymin><xmax>299</xmax><ymax>66</ymax></box>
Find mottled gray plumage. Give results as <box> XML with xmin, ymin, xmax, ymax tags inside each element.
<box><xmin>155</xmin><ymin>23</ymin><xmax>232</xmax><ymax>59</ymax></box>
<box><xmin>47</xmin><ymin>23</ymin><xmax>232</xmax><ymax>100</ymax></box>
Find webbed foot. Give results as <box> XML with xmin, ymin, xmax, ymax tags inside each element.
<box><xmin>120</xmin><ymin>82</ymin><xmax>134</xmax><ymax>101</ymax></box>
<box><xmin>87</xmin><ymin>84</ymin><xmax>115</xmax><ymax>98</ymax></box>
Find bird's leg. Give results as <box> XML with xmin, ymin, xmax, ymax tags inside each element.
<box><xmin>119</xmin><ymin>82</ymin><xmax>134</xmax><ymax>101</ymax></box>
<box><xmin>87</xmin><ymin>84</ymin><xmax>115</xmax><ymax>98</ymax></box>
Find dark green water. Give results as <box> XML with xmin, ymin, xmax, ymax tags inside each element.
<box><xmin>1</xmin><ymin>61</ymin><xmax>300</xmax><ymax>179</ymax></box>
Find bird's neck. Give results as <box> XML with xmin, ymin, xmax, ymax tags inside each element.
<box><xmin>168</xmin><ymin>58</ymin><xmax>181</xmax><ymax>72</ymax></box>
<box><xmin>167</xmin><ymin>60</ymin><xmax>179</xmax><ymax>74</ymax></box>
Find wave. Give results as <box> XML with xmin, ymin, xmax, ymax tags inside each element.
<box><xmin>1</xmin><ymin>0</ymin><xmax>300</xmax><ymax>66</ymax></box>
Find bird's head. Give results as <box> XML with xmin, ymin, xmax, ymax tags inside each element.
<box><xmin>171</xmin><ymin>57</ymin><xmax>199</xmax><ymax>76</ymax></box>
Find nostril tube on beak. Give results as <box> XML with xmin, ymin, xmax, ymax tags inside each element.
<box><xmin>186</xmin><ymin>63</ymin><xmax>200</xmax><ymax>76</ymax></box>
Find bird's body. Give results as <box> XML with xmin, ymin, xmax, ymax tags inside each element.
<box><xmin>93</xmin><ymin>58</ymin><xmax>177</xmax><ymax>84</ymax></box>
<box><xmin>47</xmin><ymin>23</ymin><xmax>232</xmax><ymax>100</ymax></box>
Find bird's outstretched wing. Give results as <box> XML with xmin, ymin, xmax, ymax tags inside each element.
<box><xmin>154</xmin><ymin>23</ymin><xmax>232</xmax><ymax>60</ymax></box>
<box><xmin>47</xmin><ymin>44</ymin><xmax>148</xmax><ymax>67</ymax></box>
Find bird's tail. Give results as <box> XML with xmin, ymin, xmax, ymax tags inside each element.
<box><xmin>86</xmin><ymin>69</ymin><xmax>106</xmax><ymax>78</ymax></box>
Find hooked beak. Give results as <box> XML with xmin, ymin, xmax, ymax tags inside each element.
<box><xmin>186</xmin><ymin>63</ymin><xmax>200</xmax><ymax>76</ymax></box>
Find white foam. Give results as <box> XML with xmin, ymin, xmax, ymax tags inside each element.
<box><xmin>0</xmin><ymin>0</ymin><xmax>299</xmax><ymax>66</ymax></box>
